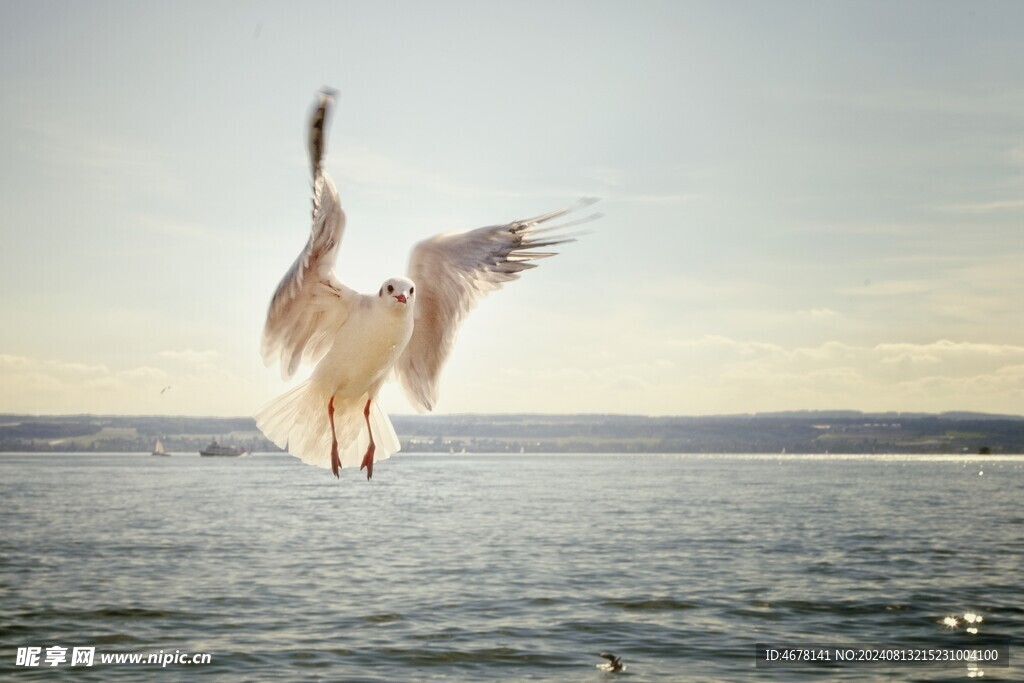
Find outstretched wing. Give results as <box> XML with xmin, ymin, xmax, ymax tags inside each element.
<box><xmin>262</xmin><ymin>90</ymin><xmax>356</xmax><ymax>379</ymax></box>
<box><xmin>396</xmin><ymin>198</ymin><xmax>600</xmax><ymax>411</ymax></box>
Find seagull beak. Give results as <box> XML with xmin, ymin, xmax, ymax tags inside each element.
<box><xmin>394</xmin><ymin>294</ymin><xmax>407</xmax><ymax>304</ymax></box>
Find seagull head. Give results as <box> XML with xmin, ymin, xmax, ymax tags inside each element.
<box><xmin>378</xmin><ymin>277</ymin><xmax>415</xmax><ymax>307</ymax></box>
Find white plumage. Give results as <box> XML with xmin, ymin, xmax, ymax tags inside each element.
<box><xmin>256</xmin><ymin>90</ymin><xmax>599</xmax><ymax>479</ymax></box>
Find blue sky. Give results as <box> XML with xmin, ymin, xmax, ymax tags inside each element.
<box><xmin>1</xmin><ymin>0</ymin><xmax>1023</xmax><ymax>417</ymax></box>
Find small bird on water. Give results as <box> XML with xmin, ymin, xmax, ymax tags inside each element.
<box><xmin>256</xmin><ymin>89</ymin><xmax>599</xmax><ymax>480</ymax></box>
<box><xmin>596</xmin><ymin>652</ymin><xmax>625</xmax><ymax>672</ymax></box>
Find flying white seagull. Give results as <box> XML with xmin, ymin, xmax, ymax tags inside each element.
<box><xmin>256</xmin><ymin>90</ymin><xmax>599</xmax><ymax>479</ymax></box>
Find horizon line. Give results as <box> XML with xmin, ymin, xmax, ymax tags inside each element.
<box><xmin>2</xmin><ymin>409</ymin><xmax>1024</xmax><ymax>421</ymax></box>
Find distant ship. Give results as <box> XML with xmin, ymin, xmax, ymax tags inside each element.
<box><xmin>199</xmin><ymin>440</ymin><xmax>247</xmax><ymax>457</ymax></box>
<box><xmin>151</xmin><ymin>439</ymin><xmax>170</xmax><ymax>456</ymax></box>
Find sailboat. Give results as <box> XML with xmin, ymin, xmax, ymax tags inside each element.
<box><xmin>151</xmin><ymin>438</ymin><xmax>170</xmax><ymax>456</ymax></box>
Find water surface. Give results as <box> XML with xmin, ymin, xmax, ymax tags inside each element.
<box><xmin>2</xmin><ymin>453</ymin><xmax>1021</xmax><ymax>680</ymax></box>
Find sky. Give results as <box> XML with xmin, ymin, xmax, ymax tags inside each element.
<box><xmin>1</xmin><ymin>0</ymin><xmax>1023</xmax><ymax>418</ymax></box>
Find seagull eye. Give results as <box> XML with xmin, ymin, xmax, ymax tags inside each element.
<box><xmin>386</xmin><ymin>284</ymin><xmax>394</xmax><ymax>294</ymax></box>
<box><xmin>409</xmin><ymin>287</ymin><xmax>414</xmax><ymax>296</ymax></box>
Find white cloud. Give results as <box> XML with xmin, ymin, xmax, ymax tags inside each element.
<box><xmin>673</xmin><ymin>335</ymin><xmax>786</xmax><ymax>356</ymax></box>
<box><xmin>0</xmin><ymin>352</ymin><xmax>262</xmax><ymax>416</ymax></box>
<box><xmin>9</xmin><ymin>104</ymin><xmax>186</xmax><ymax>201</ymax></box>
<box><xmin>799</xmin><ymin>308</ymin><xmax>841</xmax><ymax>319</ymax></box>
<box><xmin>668</xmin><ymin>336</ymin><xmax>1024</xmax><ymax>414</ymax></box>
<box><xmin>609</xmin><ymin>192</ymin><xmax>690</xmax><ymax>205</ymax></box>
<box><xmin>136</xmin><ymin>214</ymin><xmax>212</xmax><ymax>240</ymax></box>
<box><xmin>0</xmin><ymin>354</ymin><xmax>31</xmax><ymax>367</ymax></box>
<box><xmin>880</xmin><ymin>353</ymin><xmax>942</xmax><ymax>366</ymax></box>
<box><xmin>875</xmin><ymin>340</ymin><xmax>1024</xmax><ymax>356</ymax></box>
<box><xmin>157</xmin><ymin>349</ymin><xmax>222</xmax><ymax>365</ymax></box>
<box><xmin>839</xmin><ymin>280</ymin><xmax>935</xmax><ymax>297</ymax></box>
<box><xmin>333</xmin><ymin>145</ymin><xmax>527</xmax><ymax>201</ymax></box>
<box><xmin>932</xmin><ymin>199</ymin><xmax>1024</xmax><ymax>215</ymax></box>
<box><xmin>118</xmin><ymin>366</ymin><xmax>171</xmax><ymax>381</ymax></box>
<box><xmin>477</xmin><ymin>334</ymin><xmax>1022</xmax><ymax>415</ymax></box>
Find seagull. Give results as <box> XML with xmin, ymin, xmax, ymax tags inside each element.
<box><xmin>596</xmin><ymin>652</ymin><xmax>625</xmax><ymax>672</ymax></box>
<box><xmin>160</xmin><ymin>385</ymin><xmax>172</xmax><ymax>395</ymax></box>
<box><xmin>255</xmin><ymin>90</ymin><xmax>599</xmax><ymax>480</ymax></box>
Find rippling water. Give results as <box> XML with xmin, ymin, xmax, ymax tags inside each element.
<box><xmin>1</xmin><ymin>453</ymin><xmax>1021</xmax><ymax>681</ymax></box>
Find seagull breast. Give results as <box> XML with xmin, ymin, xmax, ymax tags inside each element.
<box><xmin>311</xmin><ymin>294</ymin><xmax>415</xmax><ymax>399</ymax></box>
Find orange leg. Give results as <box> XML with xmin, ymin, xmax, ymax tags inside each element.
<box><xmin>360</xmin><ymin>398</ymin><xmax>376</xmax><ymax>480</ymax></box>
<box><xmin>328</xmin><ymin>396</ymin><xmax>340</xmax><ymax>478</ymax></box>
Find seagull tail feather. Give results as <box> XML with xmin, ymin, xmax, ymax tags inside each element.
<box><xmin>255</xmin><ymin>381</ymin><xmax>400</xmax><ymax>474</ymax></box>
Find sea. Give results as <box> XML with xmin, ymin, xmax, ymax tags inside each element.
<box><xmin>1</xmin><ymin>452</ymin><xmax>1021</xmax><ymax>681</ymax></box>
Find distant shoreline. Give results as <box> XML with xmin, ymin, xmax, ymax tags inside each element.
<box><xmin>5</xmin><ymin>451</ymin><xmax>1021</xmax><ymax>458</ymax></box>
<box><xmin>2</xmin><ymin>412</ymin><xmax>1022</xmax><ymax>455</ymax></box>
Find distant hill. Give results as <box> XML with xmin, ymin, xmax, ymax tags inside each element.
<box><xmin>1</xmin><ymin>411</ymin><xmax>1022</xmax><ymax>454</ymax></box>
